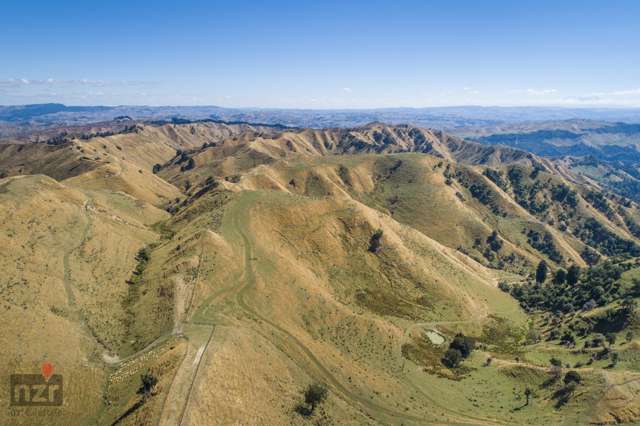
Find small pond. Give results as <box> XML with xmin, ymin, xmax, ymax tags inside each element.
<box><xmin>425</xmin><ymin>330</ymin><xmax>445</xmax><ymax>345</ymax></box>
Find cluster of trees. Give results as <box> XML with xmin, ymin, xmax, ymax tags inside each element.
<box><xmin>487</xmin><ymin>230</ymin><xmax>503</xmax><ymax>252</ymax></box>
<box><xmin>584</xmin><ymin>190</ymin><xmax>615</xmax><ymax>219</ymax></box>
<box><xmin>623</xmin><ymin>213</ymin><xmax>640</xmax><ymax>239</ymax></box>
<box><xmin>502</xmin><ymin>260</ymin><xmax>636</xmax><ymax>316</ymax></box>
<box><xmin>126</xmin><ymin>247</ymin><xmax>150</xmax><ymax>285</ymax></box>
<box><xmin>455</xmin><ymin>170</ymin><xmax>506</xmax><ymax>216</ymax></box>
<box><xmin>507</xmin><ymin>167</ymin><xmax>550</xmax><ymax>215</ymax></box>
<box><xmin>553</xmin><ymin>369</ymin><xmax>582</xmax><ymax>408</ymax></box>
<box><xmin>77</xmin><ymin>124</ymin><xmax>140</xmax><ymax>141</ymax></box>
<box><xmin>551</xmin><ymin>184</ymin><xmax>578</xmax><ymax>209</ymax></box>
<box><xmin>483</xmin><ymin>168</ymin><xmax>509</xmax><ymax>191</ymax></box>
<box><xmin>580</xmin><ymin>247</ymin><xmax>601</xmax><ymax>266</ymax></box>
<box><xmin>474</xmin><ymin>231</ymin><xmax>505</xmax><ymax>265</ymax></box>
<box><xmin>574</xmin><ymin>218</ymin><xmax>640</xmax><ymax>258</ymax></box>
<box><xmin>614</xmin><ymin>177</ymin><xmax>640</xmax><ymax>204</ymax></box>
<box><xmin>442</xmin><ymin>334</ymin><xmax>475</xmax><ymax>368</ymax></box>
<box><xmin>526</xmin><ymin>230</ymin><xmax>563</xmax><ymax>263</ymax></box>
<box><xmin>173</xmin><ymin>149</ymin><xmax>196</xmax><ymax>172</ymax></box>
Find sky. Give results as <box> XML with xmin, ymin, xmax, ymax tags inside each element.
<box><xmin>1</xmin><ymin>0</ymin><xmax>639</xmax><ymax>108</ymax></box>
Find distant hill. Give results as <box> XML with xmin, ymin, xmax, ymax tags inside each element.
<box><xmin>2</xmin><ymin>103</ymin><xmax>640</xmax><ymax>137</ymax></box>
<box><xmin>0</xmin><ymin>103</ymin><xmax>113</xmax><ymax>122</ymax></box>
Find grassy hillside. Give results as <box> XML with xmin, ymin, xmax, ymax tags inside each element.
<box><xmin>3</xmin><ymin>122</ymin><xmax>640</xmax><ymax>425</ymax></box>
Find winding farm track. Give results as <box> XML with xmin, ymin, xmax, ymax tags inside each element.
<box><xmin>136</xmin><ymin>196</ymin><xmax>508</xmax><ymax>425</ymax></box>
<box><xmin>227</xmin><ymin>203</ymin><xmax>505</xmax><ymax>426</ymax></box>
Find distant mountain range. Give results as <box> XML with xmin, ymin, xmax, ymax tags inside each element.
<box><xmin>2</xmin><ymin>103</ymin><xmax>640</xmax><ymax>133</ymax></box>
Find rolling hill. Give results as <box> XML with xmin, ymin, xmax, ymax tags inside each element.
<box><xmin>2</xmin><ymin>121</ymin><xmax>640</xmax><ymax>425</ymax></box>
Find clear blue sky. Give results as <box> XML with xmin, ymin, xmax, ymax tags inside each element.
<box><xmin>1</xmin><ymin>0</ymin><xmax>639</xmax><ymax>107</ymax></box>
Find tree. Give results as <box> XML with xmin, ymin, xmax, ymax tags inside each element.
<box><xmin>487</xmin><ymin>231</ymin><xmax>503</xmax><ymax>252</ymax></box>
<box><xmin>442</xmin><ymin>348</ymin><xmax>463</xmax><ymax>368</ymax></box>
<box><xmin>181</xmin><ymin>157</ymin><xmax>196</xmax><ymax>171</ymax></box>
<box><xmin>524</xmin><ymin>387</ymin><xmax>533</xmax><ymax>406</ymax></box>
<box><xmin>137</xmin><ymin>371</ymin><xmax>158</xmax><ymax>399</ymax></box>
<box><xmin>536</xmin><ymin>260</ymin><xmax>548</xmax><ymax>284</ymax></box>
<box><xmin>605</xmin><ymin>332</ymin><xmax>617</xmax><ymax>346</ymax></box>
<box><xmin>554</xmin><ymin>269</ymin><xmax>567</xmax><ymax>285</ymax></box>
<box><xmin>450</xmin><ymin>334</ymin><xmax>475</xmax><ymax>358</ymax></box>
<box><xmin>563</xmin><ymin>371</ymin><xmax>581</xmax><ymax>386</ymax></box>
<box><xmin>296</xmin><ymin>383</ymin><xmax>328</xmax><ymax>416</ymax></box>
<box><xmin>368</xmin><ymin>229</ymin><xmax>384</xmax><ymax>253</ymax></box>
<box><xmin>567</xmin><ymin>265</ymin><xmax>581</xmax><ymax>285</ymax></box>
<box><xmin>560</xmin><ymin>331</ymin><xmax>576</xmax><ymax>347</ymax></box>
<box><xmin>305</xmin><ymin>383</ymin><xmax>327</xmax><ymax>408</ymax></box>
<box><xmin>550</xmin><ymin>357</ymin><xmax>562</xmax><ymax>368</ymax></box>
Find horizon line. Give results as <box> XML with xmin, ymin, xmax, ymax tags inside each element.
<box><xmin>3</xmin><ymin>102</ymin><xmax>640</xmax><ymax>111</ymax></box>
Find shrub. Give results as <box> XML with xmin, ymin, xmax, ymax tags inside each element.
<box><xmin>181</xmin><ymin>157</ymin><xmax>196</xmax><ymax>171</ymax></box>
<box><xmin>368</xmin><ymin>229</ymin><xmax>384</xmax><ymax>253</ymax></box>
<box><xmin>498</xmin><ymin>281</ymin><xmax>511</xmax><ymax>292</ymax></box>
<box><xmin>450</xmin><ymin>333</ymin><xmax>475</xmax><ymax>358</ymax></box>
<box><xmin>137</xmin><ymin>372</ymin><xmax>158</xmax><ymax>398</ymax></box>
<box><xmin>295</xmin><ymin>383</ymin><xmax>328</xmax><ymax>416</ymax></box>
<box><xmin>442</xmin><ymin>348</ymin><xmax>463</xmax><ymax>368</ymax></box>
<box><xmin>563</xmin><ymin>370</ymin><xmax>581</xmax><ymax>385</ymax></box>
<box><xmin>605</xmin><ymin>332</ymin><xmax>617</xmax><ymax>345</ymax></box>
<box><xmin>550</xmin><ymin>357</ymin><xmax>562</xmax><ymax>368</ymax></box>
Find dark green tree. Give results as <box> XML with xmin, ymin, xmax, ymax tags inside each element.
<box><xmin>442</xmin><ymin>348</ymin><xmax>463</xmax><ymax>368</ymax></box>
<box><xmin>554</xmin><ymin>269</ymin><xmax>567</xmax><ymax>285</ymax></box>
<box><xmin>550</xmin><ymin>357</ymin><xmax>562</xmax><ymax>368</ymax></box>
<box><xmin>368</xmin><ymin>229</ymin><xmax>384</xmax><ymax>253</ymax></box>
<box><xmin>450</xmin><ymin>334</ymin><xmax>475</xmax><ymax>358</ymax></box>
<box><xmin>536</xmin><ymin>260</ymin><xmax>548</xmax><ymax>284</ymax></box>
<box><xmin>524</xmin><ymin>387</ymin><xmax>533</xmax><ymax>406</ymax></box>
<box><xmin>296</xmin><ymin>383</ymin><xmax>328</xmax><ymax>416</ymax></box>
<box><xmin>563</xmin><ymin>371</ymin><xmax>581</xmax><ymax>385</ymax></box>
<box><xmin>567</xmin><ymin>265</ymin><xmax>581</xmax><ymax>285</ymax></box>
<box><xmin>137</xmin><ymin>371</ymin><xmax>158</xmax><ymax>399</ymax></box>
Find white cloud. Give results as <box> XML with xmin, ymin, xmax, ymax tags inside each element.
<box><xmin>342</xmin><ymin>87</ymin><xmax>352</xmax><ymax>93</ymax></box>
<box><xmin>526</xmin><ymin>88</ymin><xmax>558</xmax><ymax>95</ymax></box>
<box><xmin>610</xmin><ymin>88</ymin><xmax>640</xmax><ymax>96</ymax></box>
<box><xmin>557</xmin><ymin>88</ymin><xmax>640</xmax><ymax>106</ymax></box>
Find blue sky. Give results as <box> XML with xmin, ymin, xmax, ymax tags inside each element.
<box><xmin>1</xmin><ymin>0</ymin><xmax>639</xmax><ymax>107</ymax></box>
